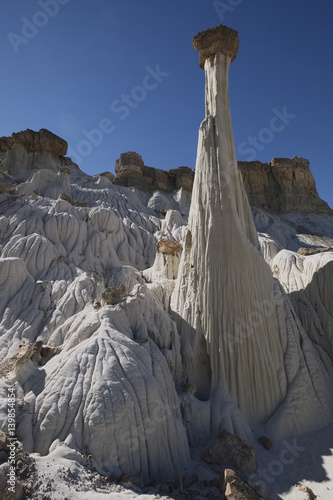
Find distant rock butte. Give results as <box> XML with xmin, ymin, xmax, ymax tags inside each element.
<box><xmin>1</xmin><ymin>128</ymin><xmax>329</xmax><ymax>214</ymax></box>
<box><xmin>112</xmin><ymin>151</ymin><xmax>195</xmax><ymax>192</ymax></box>
<box><xmin>0</xmin><ymin>128</ymin><xmax>68</xmax><ymax>156</ymax></box>
<box><xmin>239</xmin><ymin>156</ymin><xmax>331</xmax><ymax>213</ymax></box>
<box><xmin>111</xmin><ymin>152</ymin><xmax>331</xmax><ymax>213</ymax></box>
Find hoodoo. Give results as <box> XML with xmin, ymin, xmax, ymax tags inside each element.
<box><xmin>171</xmin><ymin>25</ymin><xmax>333</xmax><ymax>441</ymax></box>
<box><xmin>1</xmin><ymin>26</ymin><xmax>333</xmax><ymax>495</ymax></box>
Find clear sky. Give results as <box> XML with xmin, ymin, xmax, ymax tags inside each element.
<box><xmin>1</xmin><ymin>0</ymin><xmax>333</xmax><ymax>208</ymax></box>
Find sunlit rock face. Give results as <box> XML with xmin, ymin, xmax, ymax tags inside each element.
<box><xmin>238</xmin><ymin>157</ymin><xmax>332</xmax><ymax>213</ymax></box>
<box><xmin>171</xmin><ymin>25</ymin><xmax>333</xmax><ymax>443</ymax></box>
<box><xmin>113</xmin><ymin>151</ymin><xmax>195</xmax><ymax>193</ymax></box>
<box><xmin>0</xmin><ymin>25</ymin><xmax>333</xmax><ymax>486</ymax></box>
<box><xmin>113</xmin><ymin>154</ymin><xmax>332</xmax><ymax>215</ymax></box>
<box><xmin>0</xmin><ymin>128</ymin><xmax>74</xmax><ymax>179</ymax></box>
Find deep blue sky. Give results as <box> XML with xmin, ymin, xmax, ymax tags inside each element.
<box><xmin>1</xmin><ymin>0</ymin><xmax>333</xmax><ymax>208</ymax></box>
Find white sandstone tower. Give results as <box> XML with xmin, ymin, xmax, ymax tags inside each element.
<box><xmin>171</xmin><ymin>26</ymin><xmax>333</xmax><ymax>442</ymax></box>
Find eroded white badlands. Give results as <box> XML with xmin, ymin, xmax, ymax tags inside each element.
<box><xmin>0</xmin><ymin>25</ymin><xmax>333</xmax><ymax>500</ymax></box>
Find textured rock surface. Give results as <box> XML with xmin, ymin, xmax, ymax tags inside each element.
<box><xmin>272</xmin><ymin>249</ymin><xmax>333</xmax><ymax>366</ymax></box>
<box><xmin>156</xmin><ymin>238</ymin><xmax>182</xmax><ymax>256</ymax></box>
<box><xmin>171</xmin><ymin>26</ymin><xmax>333</xmax><ymax>445</ymax></box>
<box><xmin>201</xmin><ymin>430</ymin><xmax>256</xmax><ymax>472</ymax></box>
<box><xmin>0</xmin><ymin>174</ymin><xmax>17</xmax><ymax>195</ymax></box>
<box><xmin>239</xmin><ymin>157</ymin><xmax>331</xmax><ymax>213</ymax></box>
<box><xmin>101</xmin><ymin>283</ymin><xmax>127</xmax><ymax>305</ymax></box>
<box><xmin>257</xmin><ymin>435</ymin><xmax>273</xmax><ymax>451</ymax></box>
<box><xmin>0</xmin><ymin>25</ymin><xmax>333</xmax><ymax>499</ymax></box>
<box><xmin>0</xmin><ymin>129</ymin><xmax>75</xmax><ymax>180</ymax></box>
<box><xmin>298</xmin><ymin>483</ymin><xmax>316</xmax><ymax>500</ymax></box>
<box><xmin>224</xmin><ymin>469</ymin><xmax>264</xmax><ymax>500</ymax></box>
<box><xmin>298</xmin><ymin>246</ymin><xmax>333</xmax><ymax>255</ymax></box>
<box><xmin>0</xmin><ymin>429</ymin><xmax>7</xmax><ymax>451</ymax></box>
<box><xmin>0</xmin><ymin>137</ymin><xmax>14</xmax><ymax>153</ymax></box>
<box><xmin>12</xmin><ymin>128</ymin><xmax>68</xmax><ymax>156</ymax></box>
<box><xmin>0</xmin><ymin>462</ymin><xmax>24</xmax><ymax>499</ymax></box>
<box><xmin>97</xmin><ymin>171</ymin><xmax>115</xmax><ymax>183</ymax></box>
<box><xmin>193</xmin><ymin>24</ymin><xmax>239</xmax><ymax>68</ymax></box>
<box><xmin>113</xmin><ymin>152</ymin><xmax>194</xmax><ymax>193</ymax></box>
<box><xmin>253</xmin><ymin>208</ymin><xmax>333</xmax><ymax>266</ymax></box>
<box><xmin>113</xmin><ymin>154</ymin><xmax>331</xmax><ymax>215</ymax></box>
<box><xmin>0</xmin><ymin>134</ymin><xmax>190</xmax><ymax>481</ymax></box>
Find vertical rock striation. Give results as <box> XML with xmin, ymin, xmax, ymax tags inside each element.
<box><xmin>171</xmin><ymin>25</ymin><xmax>333</xmax><ymax>442</ymax></box>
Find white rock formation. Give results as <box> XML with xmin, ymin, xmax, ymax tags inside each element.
<box><xmin>0</xmin><ymin>131</ymin><xmax>191</xmax><ymax>481</ymax></box>
<box><xmin>0</xmin><ymin>27</ymin><xmax>333</xmax><ymax>492</ymax></box>
<box><xmin>171</xmin><ymin>25</ymin><xmax>333</xmax><ymax>443</ymax></box>
<box><xmin>272</xmin><ymin>250</ymin><xmax>333</xmax><ymax>365</ymax></box>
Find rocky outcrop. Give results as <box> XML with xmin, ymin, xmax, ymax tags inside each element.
<box><xmin>1</xmin><ymin>25</ymin><xmax>333</xmax><ymax>499</ymax></box>
<box><xmin>0</xmin><ymin>154</ymin><xmax>189</xmax><ymax>480</ymax></box>
<box><xmin>193</xmin><ymin>24</ymin><xmax>239</xmax><ymax>68</ymax></box>
<box><xmin>201</xmin><ymin>430</ymin><xmax>256</xmax><ymax>473</ymax></box>
<box><xmin>0</xmin><ymin>429</ymin><xmax>7</xmax><ymax>452</ymax></box>
<box><xmin>0</xmin><ymin>339</ymin><xmax>59</xmax><ymax>382</ymax></box>
<box><xmin>297</xmin><ymin>484</ymin><xmax>316</xmax><ymax>500</ymax></box>
<box><xmin>0</xmin><ymin>129</ymin><xmax>76</xmax><ymax>180</ymax></box>
<box><xmin>143</xmin><ymin>238</ymin><xmax>183</xmax><ymax>282</ymax></box>
<box><xmin>272</xmin><ymin>249</ymin><xmax>333</xmax><ymax>365</ymax></box>
<box><xmin>1</xmin><ymin>128</ymin><xmax>67</xmax><ymax>157</ymax></box>
<box><xmin>0</xmin><ymin>137</ymin><xmax>14</xmax><ymax>153</ymax></box>
<box><xmin>11</xmin><ymin>128</ymin><xmax>68</xmax><ymax>156</ymax></box>
<box><xmin>0</xmin><ymin>174</ymin><xmax>17</xmax><ymax>195</ymax></box>
<box><xmin>239</xmin><ymin>157</ymin><xmax>331</xmax><ymax>213</ymax></box>
<box><xmin>112</xmin><ymin>154</ymin><xmax>331</xmax><ymax>213</ymax></box>
<box><xmin>297</xmin><ymin>246</ymin><xmax>333</xmax><ymax>256</ymax></box>
<box><xmin>59</xmin><ymin>192</ymin><xmax>76</xmax><ymax>206</ymax></box>
<box><xmin>257</xmin><ymin>435</ymin><xmax>273</xmax><ymax>451</ymax></box>
<box><xmin>101</xmin><ymin>284</ymin><xmax>127</xmax><ymax>305</ymax></box>
<box><xmin>224</xmin><ymin>469</ymin><xmax>264</xmax><ymax>500</ymax></box>
<box><xmin>156</xmin><ymin>239</ymin><xmax>182</xmax><ymax>256</ymax></box>
<box><xmin>97</xmin><ymin>171</ymin><xmax>115</xmax><ymax>183</ymax></box>
<box><xmin>113</xmin><ymin>152</ymin><xmax>194</xmax><ymax>192</ymax></box>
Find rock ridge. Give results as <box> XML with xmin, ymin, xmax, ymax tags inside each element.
<box><xmin>239</xmin><ymin>156</ymin><xmax>331</xmax><ymax>213</ymax></box>
<box><xmin>0</xmin><ymin>128</ymin><xmax>78</xmax><ymax>179</ymax></box>
<box><xmin>113</xmin><ymin>151</ymin><xmax>194</xmax><ymax>192</ymax></box>
<box><xmin>0</xmin><ymin>128</ymin><xmax>68</xmax><ymax>156</ymax></box>
<box><xmin>111</xmin><ymin>152</ymin><xmax>331</xmax><ymax>213</ymax></box>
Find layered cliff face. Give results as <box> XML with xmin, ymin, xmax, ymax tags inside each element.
<box><xmin>112</xmin><ymin>154</ymin><xmax>331</xmax><ymax>214</ymax></box>
<box><xmin>0</xmin><ymin>128</ymin><xmax>73</xmax><ymax>179</ymax></box>
<box><xmin>239</xmin><ymin>157</ymin><xmax>331</xmax><ymax>213</ymax></box>
<box><xmin>114</xmin><ymin>151</ymin><xmax>195</xmax><ymax>193</ymax></box>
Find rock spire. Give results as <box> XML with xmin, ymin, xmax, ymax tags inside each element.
<box><xmin>171</xmin><ymin>26</ymin><xmax>333</xmax><ymax>442</ymax></box>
